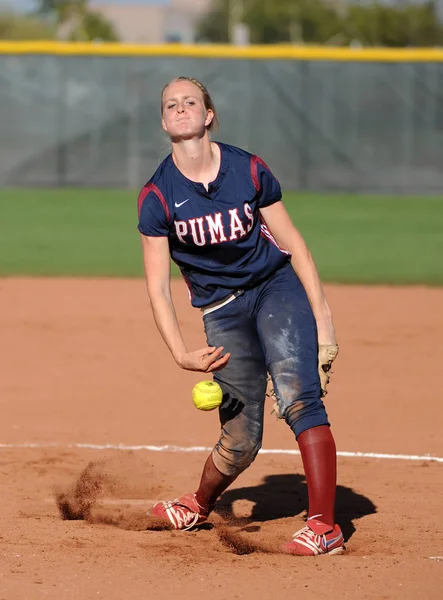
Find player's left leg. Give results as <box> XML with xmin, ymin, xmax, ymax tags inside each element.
<box><xmin>255</xmin><ymin>263</ymin><xmax>344</xmax><ymax>555</ymax></box>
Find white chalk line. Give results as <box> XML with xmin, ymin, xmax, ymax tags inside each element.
<box><xmin>0</xmin><ymin>442</ymin><xmax>442</xmax><ymax>463</ymax></box>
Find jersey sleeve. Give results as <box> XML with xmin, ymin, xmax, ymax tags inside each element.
<box><xmin>251</xmin><ymin>156</ymin><xmax>282</xmax><ymax>209</ymax></box>
<box><xmin>137</xmin><ymin>183</ymin><xmax>171</xmax><ymax>237</ymax></box>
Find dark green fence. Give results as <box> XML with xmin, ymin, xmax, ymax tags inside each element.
<box><xmin>1</xmin><ymin>46</ymin><xmax>442</xmax><ymax>193</ymax></box>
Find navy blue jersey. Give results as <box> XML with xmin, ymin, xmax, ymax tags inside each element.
<box><xmin>137</xmin><ymin>142</ymin><xmax>291</xmax><ymax>308</ymax></box>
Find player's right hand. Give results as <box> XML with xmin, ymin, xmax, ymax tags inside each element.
<box><xmin>177</xmin><ymin>346</ymin><xmax>231</xmax><ymax>373</ymax></box>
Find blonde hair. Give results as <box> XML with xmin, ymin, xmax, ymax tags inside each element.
<box><xmin>161</xmin><ymin>76</ymin><xmax>219</xmax><ymax>132</ymax></box>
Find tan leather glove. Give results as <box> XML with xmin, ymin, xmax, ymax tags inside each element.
<box><xmin>318</xmin><ymin>344</ymin><xmax>339</xmax><ymax>397</ymax></box>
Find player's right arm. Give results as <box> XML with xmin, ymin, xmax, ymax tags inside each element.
<box><xmin>139</xmin><ymin>234</ymin><xmax>230</xmax><ymax>373</ymax></box>
<box><xmin>138</xmin><ymin>184</ymin><xmax>229</xmax><ymax>372</ymax></box>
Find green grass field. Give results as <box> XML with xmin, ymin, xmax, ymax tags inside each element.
<box><xmin>1</xmin><ymin>189</ymin><xmax>442</xmax><ymax>285</ymax></box>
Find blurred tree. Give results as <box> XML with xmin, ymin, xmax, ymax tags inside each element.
<box><xmin>0</xmin><ymin>12</ymin><xmax>55</xmax><ymax>39</ymax></box>
<box><xmin>67</xmin><ymin>11</ymin><xmax>119</xmax><ymax>41</ymax></box>
<box><xmin>243</xmin><ymin>0</ymin><xmax>343</xmax><ymax>44</ymax></box>
<box><xmin>197</xmin><ymin>0</ymin><xmax>342</xmax><ymax>44</ymax></box>
<box><xmin>37</xmin><ymin>0</ymin><xmax>118</xmax><ymax>41</ymax></box>
<box><xmin>342</xmin><ymin>1</ymin><xmax>443</xmax><ymax>47</ymax></box>
<box><xmin>196</xmin><ymin>0</ymin><xmax>230</xmax><ymax>42</ymax></box>
<box><xmin>37</xmin><ymin>0</ymin><xmax>87</xmax><ymax>23</ymax></box>
<box><xmin>196</xmin><ymin>0</ymin><xmax>443</xmax><ymax>46</ymax></box>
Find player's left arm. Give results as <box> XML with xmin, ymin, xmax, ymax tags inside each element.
<box><xmin>259</xmin><ymin>201</ymin><xmax>334</xmax><ymax>342</ymax></box>
<box><xmin>260</xmin><ymin>201</ymin><xmax>339</xmax><ymax>394</ymax></box>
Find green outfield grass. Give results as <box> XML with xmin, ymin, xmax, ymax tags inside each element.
<box><xmin>1</xmin><ymin>188</ymin><xmax>442</xmax><ymax>285</ymax></box>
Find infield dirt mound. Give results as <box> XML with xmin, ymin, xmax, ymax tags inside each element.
<box><xmin>2</xmin><ymin>279</ymin><xmax>442</xmax><ymax>600</ymax></box>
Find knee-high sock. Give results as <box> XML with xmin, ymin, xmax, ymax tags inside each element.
<box><xmin>195</xmin><ymin>454</ymin><xmax>237</xmax><ymax>515</ymax></box>
<box><xmin>297</xmin><ymin>425</ymin><xmax>337</xmax><ymax>527</ymax></box>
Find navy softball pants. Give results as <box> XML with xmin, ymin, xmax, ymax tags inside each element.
<box><xmin>202</xmin><ymin>262</ymin><xmax>330</xmax><ymax>477</ymax></box>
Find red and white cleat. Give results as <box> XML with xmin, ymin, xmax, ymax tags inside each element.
<box><xmin>150</xmin><ymin>493</ymin><xmax>208</xmax><ymax>531</ymax></box>
<box><xmin>283</xmin><ymin>518</ymin><xmax>345</xmax><ymax>556</ymax></box>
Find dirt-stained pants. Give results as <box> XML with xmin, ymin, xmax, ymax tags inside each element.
<box><xmin>202</xmin><ymin>263</ymin><xmax>329</xmax><ymax>477</ymax></box>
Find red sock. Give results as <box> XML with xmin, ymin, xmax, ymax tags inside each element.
<box><xmin>195</xmin><ymin>454</ymin><xmax>236</xmax><ymax>515</ymax></box>
<box><xmin>297</xmin><ymin>425</ymin><xmax>337</xmax><ymax>527</ymax></box>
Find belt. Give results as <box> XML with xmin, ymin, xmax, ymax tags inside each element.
<box><xmin>201</xmin><ymin>289</ymin><xmax>244</xmax><ymax>316</ymax></box>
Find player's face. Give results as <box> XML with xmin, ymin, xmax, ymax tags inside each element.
<box><xmin>161</xmin><ymin>81</ymin><xmax>214</xmax><ymax>140</ymax></box>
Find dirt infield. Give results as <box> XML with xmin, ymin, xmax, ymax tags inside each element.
<box><xmin>0</xmin><ymin>278</ymin><xmax>442</xmax><ymax>600</ymax></box>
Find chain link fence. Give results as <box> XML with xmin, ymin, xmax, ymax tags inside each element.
<box><xmin>1</xmin><ymin>53</ymin><xmax>443</xmax><ymax>192</ymax></box>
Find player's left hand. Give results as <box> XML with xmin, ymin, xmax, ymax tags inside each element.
<box><xmin>315</xmin><ymin>318</ymin><xmax>339</xmax><ymax>397</ymax></box>
<box><xmin>318</xmin><ymin>344</ymin><xmax>339</xmax><ymax>397</ymax></box>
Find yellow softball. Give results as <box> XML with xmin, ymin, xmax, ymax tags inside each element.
<box><xmin>192</xmin><ymin>380</ymin><xmax>223</xmax><ymax>411</ymax></box>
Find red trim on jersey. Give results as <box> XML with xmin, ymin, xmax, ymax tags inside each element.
<box><xmin>137</xmin><ymin>183</ymin><xmax>170</xmax><ymax>221</ymax></box>
<box><xmin>250</xmin><ymin>155</ymin><xmax>274</xmax><ymax>193</ymax></box>
<box><xmin>250</xmin><ymin>156</ymin><xmax>260</xmax><ymax>192</ymax></box>
<box><xmin>255</xmin><ymin>156</ymin><xmax>272</xmax><ymax>171</ymax></box>
<box><xmin>137</xmin><ymin>183</ymin><xmax>153</xmax><ymax>217</ymax></box>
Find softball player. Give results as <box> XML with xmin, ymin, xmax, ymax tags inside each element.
<box><xmin>138</xmin><ymin>77</ymin><xmax>344</xmax><ymax>556</ymax></box>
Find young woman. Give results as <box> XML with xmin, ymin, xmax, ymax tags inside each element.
<box><xmin>137</xmin><ymin>76</ymin><xmax>344</xmax><ymax>556</ymax></box>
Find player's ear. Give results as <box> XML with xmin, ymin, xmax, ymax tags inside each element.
<box><xmin>205</xmin><ymin>109</ymin><xmax>214</xmax><ymax>128</ymax></box>
<box><xmin>161</xmin><ymin>117</ymin><xmax>168</xmax><ymax>133</ymax></box>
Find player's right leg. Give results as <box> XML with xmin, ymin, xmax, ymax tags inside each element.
<box><xmin>151</xmin><ymin>294</ymin><xmax>268</xmax><ymax>530</ymax></box>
